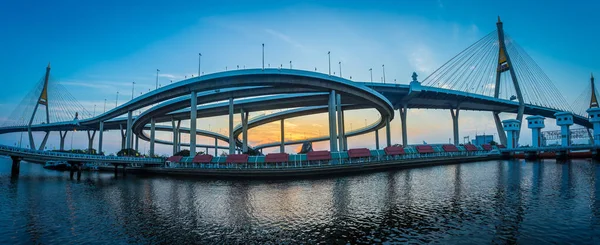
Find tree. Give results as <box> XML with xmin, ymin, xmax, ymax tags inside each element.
<box><xmin>117</xmin><ymin>148</ymin><xmax>140</xmax><ymax>157</ymax></box>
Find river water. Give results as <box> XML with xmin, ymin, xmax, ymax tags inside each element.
<box><xmin>1</xmin><ymin>156</ymin><xmax>600</xmax><ymax>244</ymax></box>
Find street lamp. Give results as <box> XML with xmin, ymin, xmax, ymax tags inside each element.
<box><xmin>369</xmin><ymin>68</ymin><xmax>373</xmax><ymax>82</ymax></box>
<box><xmin>198</xmin><ymin>53</ymin><xmax>202</xmax><ymax>76</ymax></box>
<box><xmin>328</xmin><ymin>51</ymin><xmax>331</xmax><ymax>75</ymax></box>
<box><xmin>115</xmin><ymin>91</ymin><xmax>119</xmax><ymax>107</ymax></box>
<box><xmin>382</xmin><ymin>64</ymin><xmax>386</xmax><ymax>83</ymax></box>
<box><xmin>103</xmin><ymin>99</ymin><xmax>106</xmax><ymax>113</ymax></box>
<box><xmin>132</xmin><ymin>82</ymin><xmax>135</xmax><ymax>99</ymax></box>
<box><xmin>155</xmin><ymin>69</ymin><xmax>160</xmax><ymax>90</ymax></box>
<box><xmin>339</xmin><ymin>61</ymin><xmax>342</xmax><ymax>77</ymax></box>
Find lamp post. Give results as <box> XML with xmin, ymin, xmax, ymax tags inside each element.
<box><xmin>115</xmin><ymin>92</ymin><xmax>119</xmax><ymax>107</ymax></box>
<box><xmin>103</xmin><ymin>99</ymin><xmax>106</xmax><ymax>113</ymax></box>
<box><xmin>262</xmin><ymin>43</ymin><xmax>265</xmax><ymax>70</ymax></box>
<box><xmin>339</xmin><ymin>61</ymin><xmax>342</xmax><ymax>77</ymax></box>
<box><xmin>290</xmin><ymin>61</ymin><xmax>292</xmax><ymax>69</ymax></box>
<box><xmin>132</xmin><ymin>82</ymin><xmax>135</xmax><ymax>99</ymax></box>
<box><xmin>382</xmin><ymin>64</ymin><xmax>386</xmax><ymax>83</ymax></box>
<box><xmin>369</xmin><ymin>68</ymin><xmax>373</xmax><ymax>82</ymax></box>
<box><xmin>198</xmin><ymin>53</ymin><xmax>202</xmax><ymax>76</ymax></box>
<box><xmin>328</xmin><ymin>51</ymin><xmax>331</xmax><ymax>75</ymax></box>
<box><xmin>155</xmin><ymin>69</ymin><xmax>160</xmax><ymax>90</ymax></box>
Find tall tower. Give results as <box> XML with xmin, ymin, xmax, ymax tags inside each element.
<box><xmin>493</xmin><ymin>17</ymin><xmax>525</xmax><ymax>146</ymax></box>
<box><xmin>27</xmin><ymin>63</ymin><xmax>51</xmax><ymax>149</ymax></box>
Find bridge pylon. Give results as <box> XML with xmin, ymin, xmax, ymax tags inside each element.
<box><xmin>27</xmin><ymin>64</ymin><xmax>52</xmax><ymax>150</ymax></box>
<box><xmin>493</xmin><ymin>17</ymin><xmax>525</xmax><ymax>146</ymax></box>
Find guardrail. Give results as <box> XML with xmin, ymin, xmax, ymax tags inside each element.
<box><xmin>164</xmin><ymin>150</ymin><xmax>492</xmax><ymax>170</ymax></box>
<box><xmin>0</xmin><ymin>144</ymin><xmax>164</xmax><ymax>163</ymax></box>
<box><xmin>500</xmin><ymin>145</ymin><xmax>599</xmax><ymax>153</ymax></box>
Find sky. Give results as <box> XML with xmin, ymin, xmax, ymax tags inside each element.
<box><xmin>0</xmin><ymin>0</ymin><xmax>598</xmax><ymax>155</ymax></box>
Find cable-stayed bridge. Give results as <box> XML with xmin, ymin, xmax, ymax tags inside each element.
<box><xmin>0</xmin><ymin>18</ymin><xmax>598</xmax><ymax>176</ymax></box>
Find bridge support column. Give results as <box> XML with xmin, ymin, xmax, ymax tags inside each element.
<box><xmin>280</xmin><ymin>119</ymin><xmax>285</xmax><ymax>153</ymax></box>
<box><xmin>87</xmin><ymin>130</ymin><xmax>96</xmax><ymax>154</ymax></box>
<box><xmin>59</xmin><ymin>131</ymin><xmax>67</xmax><ymax>151</ymax></box>
<box><xmin>587</xmin><ymin>108</ymin><xmax>600</xmax><ymax>146</ymax></box>
<box><xmin>554</xmin><ymin>112</ymin><xmax>574</xmax><ymax>147</ymax></box>
<box><xmin>386</xmin><ymin>117</ymin><xmax>391</xmax><ymax>147</ymax></box>
<box><xmin>150</xmin><ymin>118</ymin><xmax>155</xmax><ymax>156</ymax></box>
<box><xmin>375</xmin><ymin>129</ymin><xmax>380</xmax><ymax>150</ymax></box>
<box><xmin>38</xmin><ymin>131</ymin><xmax>49</xmax><ymax>151</ymax></box>
<box><xmin>120</xmin><ymin>124</ymin><xmax>126</xmax><ymax>150</ymax></box>
<box><xmin>190</xmin><ymin>91</ymin><xmax>197</xmax><ymax>156</ymax></box>
<box><xmin>98</xmin><ymin>121</ymin><xmax>104</xmax><ymax>154</ymax></box>
<box><xmin>27</xmin><ymin>127</ymin><xmax>35</xmax><ymax>150</ymax></box>
<box><xmin>126</xmin><ymin>110</ymin><xmax>132</xmax><ymax>149</ymax></box>
<box><xmin>214</xmin><ymin>137</ymin><xmax>218</xmax><ymax>156</ymax></box>
<box><xmin>171</xmin><ymin>118</ymin><xmax>180</xmax><ymax>155</ymax></box>
<box><xmin>229</xmin><ymin>97</ymin><xmax>235</xmax><ymax>154</ymax></box>
<box><xmin>450</xmin><ymin>108</ymin><xmax>460</xmax><ymax>145</ymax></box>
<box><xmin>11</xmin><ymin>156</ymin><xmax>21</xmax><ymax>176</ymax></box>
<box><xmin>399</xmin><ymin>105</ymin><xmax>408</xmax><ymax>146</ymax></box>
<box><xmin>328</xmin><ymin>90</ymin><xmax>338</xmax><ymax>152</ymax></box>
<box><xmin>494</xmin><ymin>112</ymin><xmax>508</xmax><ymax>146</ymax></box>
<box><xmin>241</xmin><ymin>109</ymin><xmax>249</xmax><ymax>153</ymax></box>
<box><xmin>134</xmin><ymin>135</ymin><xmax>139</xmax><ymax>152</ymax></box>
<box><xmin>336</xmin><ymin>94</ymin><xmax>345</xmax><ymax>151</ymax></box>
<box><xmin>502</xmin><ymin>119</ymin><xmax>521</xmax><ymax>149</ymax></box>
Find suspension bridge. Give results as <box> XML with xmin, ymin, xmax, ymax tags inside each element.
<box><xmin>1</xmin><ymin>18</ymin><xmax>598</xmax><ymax>177</ymax></box>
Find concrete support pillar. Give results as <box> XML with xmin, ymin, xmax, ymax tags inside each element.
<box><xmin>336</xmin><ymin>94</ymin><xmax>345</xmax><ymax>151</ymax></box>
<box><xmin>375</xmin><ymin>129</ymin><xmax>380</xmax><ymax>150</ymax></box>
<box><xmin>450</xmin><ymin>108</ymin><xmax>460</xmax><ymax>145</ymax></box>
<box><xmin>171</xmin><ymin>118</ymin><xmax>178</xmax><ymax>155</ymax></box>
<box><xmin>555</xmin><ymin>112</ymin><xmax>574</xmax><ymax>147</ymax></box>
<box><xmin>526</xmin><ymin>116</ymin><xmax>545</xmax><ymax>147</ymax></box>
<box><xmin>149</xmin><ymin>118</ymin><xmax>155</xmax><ymax>156</ymax></box>
<box><xmin>87</xmin><ymin>130</ymin><xmax>96</xmax><ymax>153</ymax></box>
<box><xmin>502</xmin><ymin>119</ymin><xmax>521</xmax><ymax>149</ymax></box>
<box><xmin>587</xmin><ymin>108</ymin><xmax>600</xmax><ymax>146</ymax></box>
<box><xmin>214</xmin><ymin>137</ymin><xmax>218</xmax><ymax>156</ymax></box>
<box><xmin>98</xmin><ymin>121</ymin><xmax>104</xmax><ymax>154</ymax></box>
<box><xmin>38</xmin><ymin>132</ymin><xmax>49</xmax><ymax>150</ymax></box>
<box><xmin>134</xmin><ymin>135</ymin><xmax>139</xmax><ymax>152</ymax></box>
<box><xmin>280</xmin><ymin>119</ymin><xmax>285</xmax><ymax>153</ymax></box>
<box><xmin>328</xmin><ymin>90</ymin><xmax>338</xmax><ymax>152</ymax></box>
<box><xmin>386</xmin><ymin>117</ymin><xmax>391</xmax><ymax>147</ymax></box>
<box><xmin>190</xmin><ymin>91</ymin><xmax>197</xmax><ymax>156</ymax></box>
<box><xmin>494</xmin><ymin>112</ymin><xmax>508</xmax><ymax>146</ymax></box>
<box><xmin>126</xmin><ymin>110</ymin><xmax>132</xmax><ymax>149</ymax></box>
<box><xmin>241</xmin><ymin>109</ymin><xmax>249</xmax><ymax>153</ymax></box>
<box><xmin>399</xmin><ymin>105</ymin><xmax>408</xmax><ymax>146</ymax></box>
<box><xmin>120</xmin><ymin>125</ymin><xmax>126</xmax><ymax>150</ymax></box>
<box><xmin>341</xmin><ymin>111</ymin><xmax>347</xmax><ymax>150</ymax></box>
<box><xmin>59</xmin><ymin>131</ymin><xmax>67</xmax><ymax>151</ymax></box>
<box><xmin>11</xmin><ymin>156</ymin><xmax>21</xmax><ymax>176</ymax></box>
<box><xmin>228</xmin><ymin>97</ymin><xmax>235</xmax><ymax>154</ymax></box>
<box><xmin>28</xmin><ymin>127</ymin><xmax>35</xmax><ymax>150</ymax></box>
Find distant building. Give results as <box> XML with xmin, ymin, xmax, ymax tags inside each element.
<box><xmin>471</xmin><ymin>135</ymin><xmax>494</xmax><ymax>145</ymax></box>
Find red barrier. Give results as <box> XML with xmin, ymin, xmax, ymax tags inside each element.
<box><xmin>265</xmin><ymin>153</ymin><xmax>289</xmax><ymax>163</ymax></box>
<box><xmin>193</xmin><ymin>154</ymin><xmax>213</xmax><ymax>163</ymax></box>
<box><xmin>482</xmin><ymin>144</ymin><xmax>493</xmax><ymax>151</ymax></box>
<box><xmin>166</xmin><ymin>156</ymin><xmax>183</xmax><ymax>163</ymax></box>
<box><xmin>307</xmin><ymin>150</ymin><xmax>331</xmax><ymax>161</ymax></box>
<box><xmin>384</xmin><ymin>146</ymin><xmax>405</xmax><ymax>155</ymax></box>
<box><xmin>226</xmin><ymin>154</ymin><xmax>249</xmax><ymax>163</ymax></box>
<box><xmin>416</xmin><ymin>145</ymin><xmax>434</xmax><ymax>154</ymax></box>
<box><xmin>442</xmin><ymin>144</ymin><xmax>459</xmax><ymax>152</ymax></box>
<box><xmin>348</xmin><ymin>148</ymin><xmax>371</xmax><ymax>158</ymax></box>
<box><xmin>464</xmin><ymin>144</ymin><xmax>478</xmax><ymax>151</ymax></box>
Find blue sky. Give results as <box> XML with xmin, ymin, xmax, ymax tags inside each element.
<box><xmin>0</xmin><ymin>0</ymin><xmax>598</xmax><ymax>154</ymax></box>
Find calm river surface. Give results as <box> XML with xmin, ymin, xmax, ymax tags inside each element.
<box><xmin>1</xmin><ymin>156</ymin><xmax>600</xmax><ymax>244</ymax></box>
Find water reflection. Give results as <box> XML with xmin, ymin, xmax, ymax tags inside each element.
<box><xmin>2</xmin><ymin>157</ymin><xmax>600</xmax><ymax>244</ymax></box>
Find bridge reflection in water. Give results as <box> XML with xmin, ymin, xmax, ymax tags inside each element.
<box><xmin>2</xmin><ymin>157</ymin><xmax>600</xmax><ymax>244</ymax></box>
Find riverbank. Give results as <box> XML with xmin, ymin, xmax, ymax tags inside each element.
<box><xmin>97</xmin><ymin>155</ymin><xmax>501</xmax><ymax>179</ymax></box>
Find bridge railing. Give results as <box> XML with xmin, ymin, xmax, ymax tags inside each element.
<box><xmin>0</xmin><ymin>144</ymin><xmax>164</xmax><ymax>163</ymax></box>
<box><xmin>163</xmin><ymin>150</ymin><xmax>493</xmax><ymax>170</ymax></box>
<box><xmin>499</xmin><ymin>145</ymin><xmax>599</xmax><ymax>153</ymax></box>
